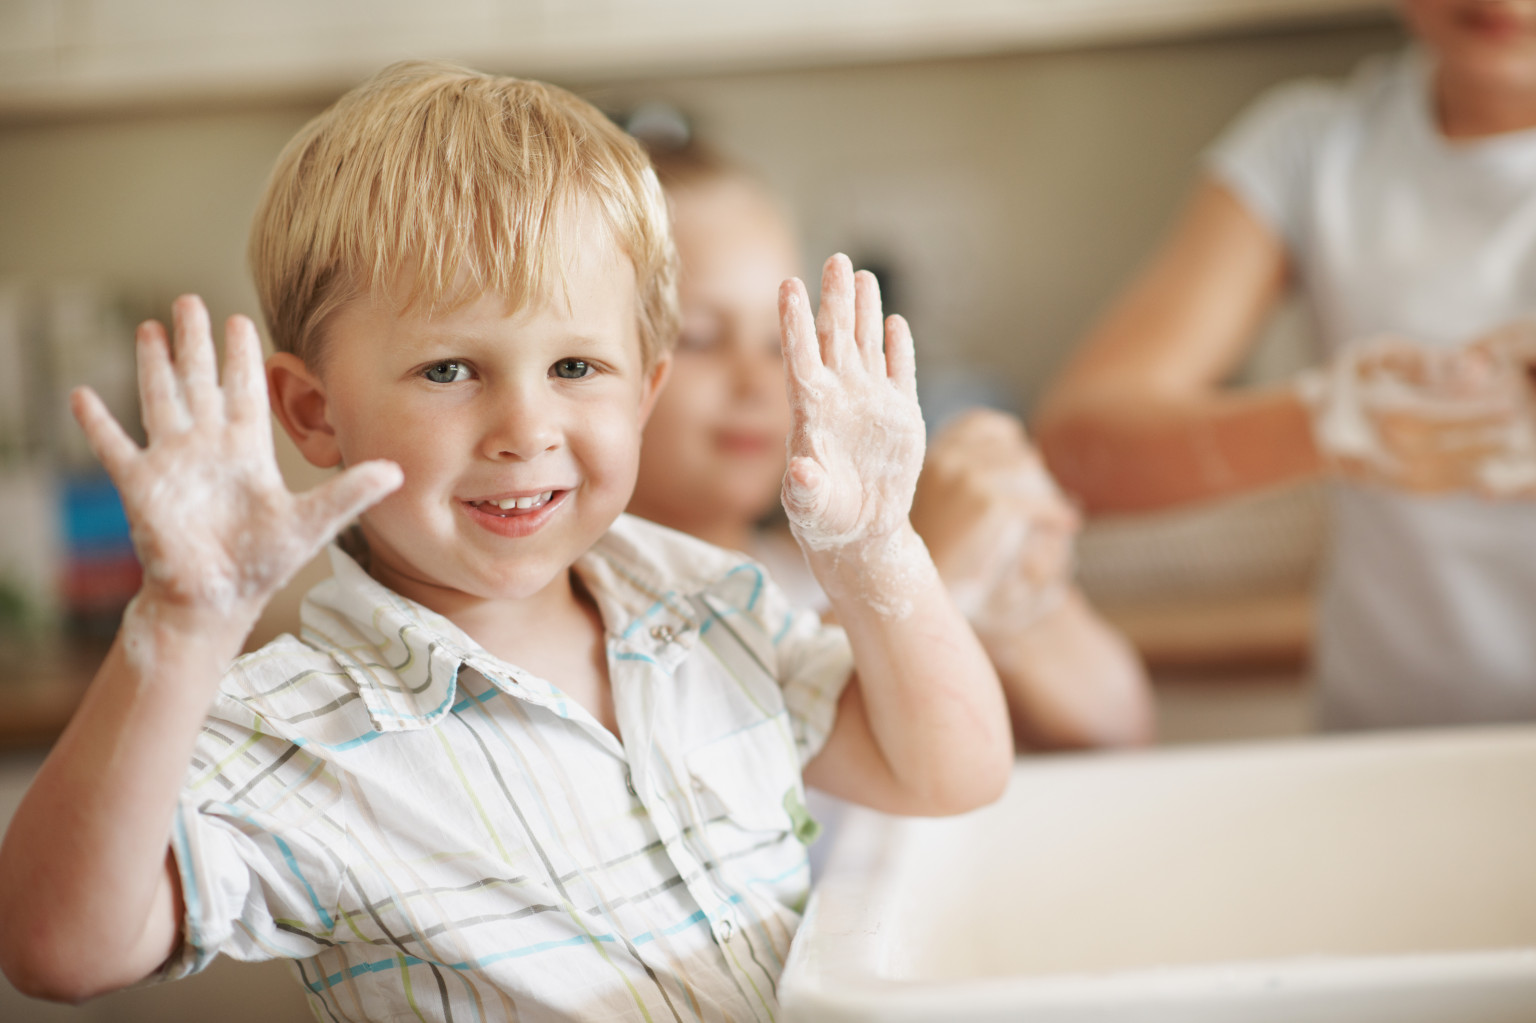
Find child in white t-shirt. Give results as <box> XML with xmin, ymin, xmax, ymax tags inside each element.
<box><xmin>1038</xmin><ymin>0</ymin><xmax>1536</xmax><ymax>729</ymax></box>
<box><xmin>0</xmin><ymin>62</ymin><xmax>1012</xmax><ymax>1021</ymax></box>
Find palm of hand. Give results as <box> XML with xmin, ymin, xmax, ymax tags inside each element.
<box><xmin>72</xmin><ymin>297</ymin><xmax>401</xmax><ymax>621</ymax></box>
<box><xmin>778</xmin><ymin>255</ymin><xmax>924</xmax><ymax>552</ymax></box>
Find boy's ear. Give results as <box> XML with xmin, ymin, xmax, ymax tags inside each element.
<box><xmin>267</xmin><ymin>352</ymin><xmax>343</xmax><ymax>469</ymax></box>
<box><xmin>636</xmin><ymin>353</ymin><xmax>673</xmax><ymax>428</ymax></box>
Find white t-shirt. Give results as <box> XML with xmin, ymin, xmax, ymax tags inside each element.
<box><xmin>1209</xmin><ymin>48</ymin><xmax>1536</xmax><ymax>729</ymax></box>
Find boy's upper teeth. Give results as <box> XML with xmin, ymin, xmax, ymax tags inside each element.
<box><xmin>492</xmin><ymin>491</ymin><xmax>552</xmax><ymax>510</ymax></box>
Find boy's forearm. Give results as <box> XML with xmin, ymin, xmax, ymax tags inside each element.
<box><xmin>0</xmin><ymin>599</ymin><xmax>246</xmax><ymax>1000</ymax></box>
<box><xmin>811</xmin><ymin>528</ymin><xmax>1013</xmax><ymax>814</ymax></box>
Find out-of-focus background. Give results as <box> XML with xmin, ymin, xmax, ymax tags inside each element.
<box><xmin>1</xmin><ymin>1</ymin><xmax>1400</xmax><ymax>1018</ymax></box>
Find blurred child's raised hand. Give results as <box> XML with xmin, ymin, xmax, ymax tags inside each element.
<box><xmin>778</xmin><ymin>255</ymin><xmax>930</xmax><ymax>616</ymax></box>
<box><xmin>911</xmin><ymin>409</ymin><xmax>1078</xmax><ymax>630</ymax></box>
<box><xmin>71</xmin><ymin>296</ymin><xmax>402</xmax><ymax>633</ymax></box>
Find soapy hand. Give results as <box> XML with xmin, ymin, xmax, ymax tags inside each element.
<box><xmin>1297</xmin><ymin>332</ymin><xmax>1536</xmax><ymax>496</ymax></box>
<box><xmin>778</xmin><ymin>255</ymin><xmax>929</xmax><ymax>615</ymax></box>
<box><xmin>71</xmin><ymin>295</ymin><xmax>402</xmax><ymax>630</ymax></box>
<box><xmin>912</xmin><ymin>409</ymin><xmax>1078</xmax><ymax>630</ymax></box>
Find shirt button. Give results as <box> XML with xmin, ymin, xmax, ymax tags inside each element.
<box><xmin>714</xmin><ymin>916</ymin><xmax>734</xmax><ymax>943</ymax></box>
<box><xmin>650</xmin><ymin>625</ymin><xmax>674</xmax><ymax>644</ymax></box>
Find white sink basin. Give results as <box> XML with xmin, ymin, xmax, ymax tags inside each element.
<box><xmin>780</xmin><ymin>727</ymin><xmax>1536</xmax><ymax>1022</ymax></box>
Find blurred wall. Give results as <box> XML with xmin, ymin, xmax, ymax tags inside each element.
<box><xmin>0</xmin><ymin>18</ymin><xmax>1405</xmax><ymax>643</ymax></box>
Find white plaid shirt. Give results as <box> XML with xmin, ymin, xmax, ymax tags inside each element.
<box><xmin>162</xmin><ymin>514</ymin><xmax>852</xmax><ymax>1022</ymax></box>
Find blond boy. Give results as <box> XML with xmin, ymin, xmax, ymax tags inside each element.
<box><xmin>0</xmin><ymin>62</ymin><xmax>1010</xmax><ymax>1021</ymax></box>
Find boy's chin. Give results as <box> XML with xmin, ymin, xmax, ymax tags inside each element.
<box><xmin>367</xmin><ymin>546</ymin><xmax>575</xmax><ymax>608</ymax></box>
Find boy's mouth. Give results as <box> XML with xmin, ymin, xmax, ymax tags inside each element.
<box><xmin>469</xmin><ymin>490</ymin><xmax>557</xmax><ymax>516</ymax></box>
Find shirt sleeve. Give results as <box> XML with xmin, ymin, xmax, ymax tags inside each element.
<box><xmin>1205</xmin><ymin>77</ymin><xmax>1343</xmax><ymax>255</ymax></box>
<box><xmin>159</xmin><ymin>671</ymin><xmax>348</xmax><ymax>980</ymax></box>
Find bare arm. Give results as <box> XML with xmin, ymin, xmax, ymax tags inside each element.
<box><xmin>0</xmin><ymin>298</ymin><xmax>399</xmax><ymax>1001</ymax></box>
<box><xmin>988</xmin><ymin>592</ymin><xmax>1151</xmax><ymax>749</ymax></box>
<box><xmin>910</xmin><ymin>410</ymin><xmax>1152</xmax><ymax>749</ymax></box>
<box><xmin>785</xmin><ymin>256</ymin><xmax>1012</xmax><ymax>817</ymax></box>
<box><xmin>1034</xmin><ymin>178</ymin><xmax>1319</xmax><ymax>514</ymax></box>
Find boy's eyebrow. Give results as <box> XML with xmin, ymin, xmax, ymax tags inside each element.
<box><xmin>390</xmin><ymin>326</ymin><xmax>628</xmax><ymax>354</ymax></box>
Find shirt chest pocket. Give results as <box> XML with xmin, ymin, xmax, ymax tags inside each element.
<box><xmin>683</xmin><ymin>715</ymin><xmax>805</xmax><ymax>839</ymax></box>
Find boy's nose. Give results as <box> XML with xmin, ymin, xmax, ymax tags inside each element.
<box><xmin>482</xmin><ymin>393</ymin><xmax>561</xmax><ymax>461</ymax></box>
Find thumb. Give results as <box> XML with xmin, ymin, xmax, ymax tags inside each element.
<box><xmin>782</xmin><ymin>457</ymin><xmax>830</xmax><ymax>523</ymax></box>
<box><xmin>295</xmin><ymin>459</ymin><xmax>404</xmax><ymax>547</ymax></box>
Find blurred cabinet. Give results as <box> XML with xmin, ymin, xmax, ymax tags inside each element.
<box><xmin>1</xmin><ymin>0</ymin><xmax>1390</xmax><ymax>114</ymax></box>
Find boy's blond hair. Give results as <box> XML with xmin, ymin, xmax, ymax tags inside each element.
<box><xmin>249</xmin><ymin>61</ymin><xmax>678</xmax><ymax>368</ymax></box>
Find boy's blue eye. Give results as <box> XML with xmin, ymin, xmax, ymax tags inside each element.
<box><xmin>553</xmin><ymin>359</ymin><xmax>591</xmax><ymax>380</ymax></box>
<box><xmin>424</xmin><ymin>361</ymin><xmax>470</xmax><ymax>384</ymax></box>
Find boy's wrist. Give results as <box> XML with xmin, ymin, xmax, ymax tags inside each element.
<box><xmin>122</xmin><ymin>592</ymin><xmax>259</xmax><ymax>665</ymax></box>
<box><xmin>802</xmin><ymin>525</ymin><xmax>941</xmax><ymax>621</ymax></box>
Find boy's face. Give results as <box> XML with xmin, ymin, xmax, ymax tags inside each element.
<box><xmin>307</xmin><ymin>219</ymin><xmax>668</xmax><ymax>609</ymax></box>
<box><xmin>630</xmin><ymin>178</ymin><xmax>798</xmax><ymax>534</ymax></box>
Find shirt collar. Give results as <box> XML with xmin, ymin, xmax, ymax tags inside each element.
<box><xmin>576</xmin><ymin>515</ymin><xmax>777</xmax><ymax>659</ymax></box>
<box><xmin>300</xmin><ymin>515</ymin><xmax>772</xmax><ymax>734</ymax></box>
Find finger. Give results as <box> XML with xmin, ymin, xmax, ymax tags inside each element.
<box><xmin>853</xmin><ymin>269</ymin><xmax>885</xmax><ymax>375</ymax></box>
<box><xmin>223</xmin><ymin>315</ymin><xmax>269</xmax><ymax>427</ymax></box>
<box><xmin>779</xmin><ymin>277</ymin><xmax>821</xmax><ymax>385</ymax></box>
<box><xmin>294</xmin><ymin>459</ymin><xmax>404</xmax><ymax>548</ymax></box>
<box><xmin>884</xmin><ymin>314</ymin><xmax>917</xmax><ymax>399</ymax></box>
<box><xmin>172</xmin><ymin>295</ymin><xmax>223</xmax><ymax>422</ymax></box>
<box><xmin>815</xmin><ymin>254</ymin><xmax>857</xmax><ymax>369</ymax></box>
<box><xmin>71</xmin><ymin>386</ymin><xmax>140</xmax><ymax>482</ymax></box>
<box><xmin>135</xmin><ymin>319</ymin><xmax>187</xmax><ymax>439</ymax></box>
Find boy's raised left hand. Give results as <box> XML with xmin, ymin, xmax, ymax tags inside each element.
<box><xmin>778</xmin><ymin>254</ymin><xmax>931</xmax><ymax>617</ymax></box>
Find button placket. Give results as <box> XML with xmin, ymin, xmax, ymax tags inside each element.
<box><xmin>621</xmin><ymin>612</ymin><xmax>737</xmax><ymax>950</ymax></box>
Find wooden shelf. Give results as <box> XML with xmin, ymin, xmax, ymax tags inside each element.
<box><xmin>1099</xmin><ymin>588</ymin><xmax>1312</xmax><ymax>671</ymax></box>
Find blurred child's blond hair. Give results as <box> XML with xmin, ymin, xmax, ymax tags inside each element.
<box><xmin>249</xmin><ymin>61</ymin><xmax>678</xmax><ymax>368</ymax></box>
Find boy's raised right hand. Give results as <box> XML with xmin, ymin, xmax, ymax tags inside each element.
<box><xmin>73</xmin><ymin>295</ymin><xmax>402</xmax><ymax>641</ymax></box>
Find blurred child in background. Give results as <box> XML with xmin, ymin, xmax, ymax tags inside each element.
<box><xmin>629</xmin><ymin>141</ymin><xmax>1152</xmax><ymax>751</ymax></box>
